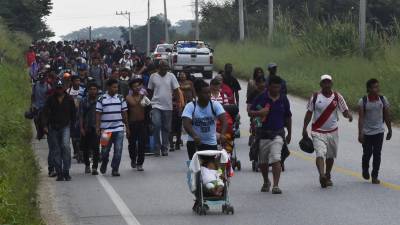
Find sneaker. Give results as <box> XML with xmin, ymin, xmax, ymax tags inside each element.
<box><xmin>169</xmin><ymin>148</ymin><xmax>175</xmax><ymax>152</ymax></box>
<box><xmin>161</xmin><ymin>151</ymin><xmax>168</xmax><ymax>156</ymax></box>
<box><xmin>362</xmin><ymin>170</ymin><xmax>370</xmax><ymax>180</ymax></box>
<box><xmin>372</xmin><ymin>177</ymin><xmax>380</xmax><ymax>184</ymax></box>
<box><xmin>326</xmin><ymin>174</ymin><xmax>333</xmax><ymax>187</ymax></box>
<box><xmin>112</xmin><ymin>170</ymin><xmax>120</xmax><ymax>177</ymax></box>
<box><xmin>48</xmin><ymin>171</ymin><xmax>57</xmax><ymax>177</ymax></box>
<box><xmin>153</xmin><ymin>150</ymin><xmax>160</xmax><ymax>157</ymax></box>
<box><xmin>100</xmin><ymin>161</ymin><xmax>108</xmax><ymax>174</ymax></box>
<box><xmin>272</xmin><ymin>186</ymin><xmax>282</xmax><ymax>194</ymax></box>
<box><xmin>85</xmin><ymin>166</ymin><xmax>91</xmax><ymax>174</ymax></box>
<box><xmin>320</xmin><ymin>176</ymin><xmax>328</xmax><ymax>188</ymax></box>
<box><xmin>137</xmin><ymin>165</ymin><xmax>144</xmax><ymax>171</ymax></box>
<box><xmin>64</xmin><ymin>173</ymin><xmax>72</xmax><ymax>181</ymax></box>
<box><xmin>91</xmin><ymin>169</ymin><xmax>99</xmax><ymax>175</ymax></box>
<box><xmin>131</xmin><ymin>161</ymin><xmax>136</xmax><ymax>169</ymax></box>
<box><xmin>56</xmin><ymin>175</ymin><xmax>64</xmax><ymax>181</ymax></box>
<box><xmin>260</xmin><ymin>182</ymin><xmax>271</xmax><ymax>192</ymax></box>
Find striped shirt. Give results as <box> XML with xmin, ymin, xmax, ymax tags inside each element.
<box><xmin>96</xmin><ymin>93</ymin><xmax>128</xmax><ymax>132</ymax></box>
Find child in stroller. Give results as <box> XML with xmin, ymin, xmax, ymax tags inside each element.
<box><xmin>188</xmin><ymin>150</ymin><xmax>234</xmax><ymax>215</ymax></box>
<box><xmin>201</xmin><ymin>159</ymin><xmax>225</xmax><ymax>196</ymax></box>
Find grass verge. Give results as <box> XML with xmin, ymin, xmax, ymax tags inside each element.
<box><xmin>214</xmin><ymin>40</ymin><xmax>400</xmax><ymax>122</ymax></box>
<box><xmin>0</xmin><ymin>23</ymin><xmax>43</xmax><ymax>225</ymax></box>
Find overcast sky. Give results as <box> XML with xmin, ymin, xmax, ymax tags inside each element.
<box><xmin>46</xmin><ymin>0</ymin><xmax>226</xmax><ymax>39</ymax></box>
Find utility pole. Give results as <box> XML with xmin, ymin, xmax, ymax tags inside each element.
<box><xmin>89</xmin><ymin>26</ymin><xmax>92</xmax><ymax>41</ymax></box>
<box><xmin>195</xmin><ymin>0</ymin><xmax>200</xmax><ymax>40</ymax></box>
<box><xmin>116</xmin><ymin>11</ymin><xmax>132</xmax><ymax>45</ymax></box>
<box><xmin>164</xmin><ymin>0</ymin><xmax>169</xmax><ymax>43</ymax></box>
<box><xmin>359</xmin><ymin>0</ymin><xmax>367</xmax><ymax>55</ymax></box>
<box><xmin>147</xmin><ymin>0</ymin><xmax>151</xmax><ymax>56</ymax></box>
<box><xmin>268</xmin><ymin>0</ymin><xmax>274</xmax><ymax>42</ymax></box>
<box><xmin>238</xmin><ymin>0</ymin><xmax>245</xmax><ymax>41</ymax></box>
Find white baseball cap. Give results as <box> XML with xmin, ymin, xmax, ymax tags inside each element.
<box><xmin>321</xmin><ymin>74</ymin><xmax>332</xmax><ymax>81</ymax></box>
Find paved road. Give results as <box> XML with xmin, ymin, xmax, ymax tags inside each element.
<box><xmin>33</xmin><ymin>79</ymin><xmax>400</xmax><ymax>225</ymax></box>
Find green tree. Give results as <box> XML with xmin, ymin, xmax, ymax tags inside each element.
<box><xmin>0</xmin><ymin>0</ymin><xmax>53</xmax><ymax>39</ymax></box>
<box><xmin>120</xmin><ymin>14</ymin><xmax>173</xmax><ymax>52</ymax></box>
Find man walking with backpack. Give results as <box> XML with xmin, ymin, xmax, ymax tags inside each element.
<box><xmin>249</xmin><ymin>76</ymin><xmax>292</xmax><ymax>194</ymax></box>
<box><xmin>302</xmin><ymin>75</ymin><xmax>353</xmax><ymax>188</ymax></box>
<box><xmin>358</xmin><ymin>78</ymin><xmax>392</xmax><ymax>184</ymax></box>
<box><xmin>182</xmin><ymin>79</ymin><xmax>227</xmax><ymax>160</ymax></box>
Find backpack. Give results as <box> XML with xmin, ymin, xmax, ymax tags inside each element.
<box><xmin>191</xmin><ymin>100</ymin><xmax>217</xmax><ymax>123</ymax></box>
<box><xmin>362</xmin><ymin>95</ymin><xmax>386</xmax><ymax>122</ymax></box>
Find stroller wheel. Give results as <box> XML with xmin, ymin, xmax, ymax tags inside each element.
<box><xmin>228</xmin><ymin>206</ymin><xmax>234</xmax><ymax>215</ymax></box>
<box><xmin>223</xmin><ymin>205</ymin><xmax>234</xmax><ymax>215</ymax></box>
<box><xmin>237</xmin><ymin>161</ymin><xmax>241</xmax><ymax>171</ymax></box>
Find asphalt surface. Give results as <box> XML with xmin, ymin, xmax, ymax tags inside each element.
<box><xmin>33</xmin><ymin>78</ymin><xmax>400</xmax><ymax>225</ymax></box>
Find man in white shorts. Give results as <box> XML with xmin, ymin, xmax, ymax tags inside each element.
<box><xmin>302</xmin><ymin>75</ymin><xmax>353</xmax><ymax>188</ymax></box>
<box><xmin>249</xmin><ymin>76</ymin><xmax>292</xmax><ymax>194</ymax></box>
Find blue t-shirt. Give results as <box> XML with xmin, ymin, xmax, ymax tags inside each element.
<box><xmin>182</xmin><ymin>100</ymin><xmax>225</xmax><ymax>145</ymax></box>
<box><xmin>250</xmin><ymin>91</ymin><xmax>292</xmax><ymax>131</ymax></box>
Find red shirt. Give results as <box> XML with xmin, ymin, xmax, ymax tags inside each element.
<box><xmin>221</xmin><ymin>83</ymin><xmax>235</xmax><ymax>104</ymax></box>
<box><xmin>26</xmin><ymin>51</ymin><xmax>36</xmax><ymax>67</ymax></box>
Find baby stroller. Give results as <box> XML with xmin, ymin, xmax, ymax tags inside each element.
<box><xmin>248</xmin><ymin>117</ymin><xmax>259</xmax><ymax>172</ymax></box>
<box><xmin>218</xmin><ymin>105</ymin><xmax>241</xmax><ymax>171</ymax></box>
<box><xmin>187</xmin><ymin>150</ymin><xmax>234</xmax><ymax>215</ymax></box>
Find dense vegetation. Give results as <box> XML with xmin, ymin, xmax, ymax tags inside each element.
<box><xmin>0</xmin><ymin>23</ymin><xmax>43</xmax><ymax>225</ymax></box>
<box><xmin>200</xmin><ymin>1</ymin><xmax>400</xmax><ymax>121</ymax></box>
<box><xmin>0</xmin><ymin>0</ymin><xmax>53</xmax><ymax>39</ymax></box>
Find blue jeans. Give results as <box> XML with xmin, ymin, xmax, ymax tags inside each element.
<box><xmin>151</xmin><ymin>108</ymin><xmax>172</xmax><ymax>153</ymax></box>
<box><xmin>101</xmin><ymin>131</ymin><xmax>124</xmax><ymax>171</ymax></box>
<box><xmin>48</xmin><ymin>126</ymin><xmax>71</xmax><ymax>175</ymax></box>
<box><xmin>47</xmin><ymin>135</ymin><xmax>55</xmax><ymax>173</ymax></box>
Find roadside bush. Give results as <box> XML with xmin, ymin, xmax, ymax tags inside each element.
<box><xmin>0</xmin><ymin>23</ymin><xmax>42</xmax><ymax>225</ymax></box>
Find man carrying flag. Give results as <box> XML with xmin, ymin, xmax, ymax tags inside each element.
<box><xmin>302</xmin><ymin>75</ymin><xmax>353</xmax><ymax>188</ymax></box>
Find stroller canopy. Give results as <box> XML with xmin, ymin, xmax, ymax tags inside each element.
<box><xmin>189</xmin><ymin>150</ymin><xmax>229</xmax><ymax>173</ymax></box>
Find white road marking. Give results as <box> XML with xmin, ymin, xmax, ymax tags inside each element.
<box><xmin>97</xmin><ymin>175</ymin><xmax>141</xmax><ymax>225</ymax></box>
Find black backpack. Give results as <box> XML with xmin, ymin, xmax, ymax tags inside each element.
<box><xmin>362</xmin><ymin>95</ymin><xmax>386</xmax><ymax>122</ymax></box>
<box><xmin>191</xmin><ymin>100</ymin><xmax>217</xmax><ymax>123</ymax></box>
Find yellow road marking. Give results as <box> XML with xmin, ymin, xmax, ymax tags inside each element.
<box><xmin>290</xmin><ymin>151</ymin><xmax>400</xmax><ymax>191</ymax></box>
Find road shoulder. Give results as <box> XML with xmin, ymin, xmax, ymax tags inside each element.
<box><xmin>33</xmin><ymin>136</ymin><xmax>68</xmax><ymax>225</ymax></box>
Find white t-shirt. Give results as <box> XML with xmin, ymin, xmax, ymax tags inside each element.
<box><xmin>307</xmin><ymin>92</ymin><xmax>348</xmax><ymax>132</ymax></box>
<box><xmin>148</xmin><ymin>72</ymin><xmax>180</xmax><ymax>110</ymax></box>
<box><xmin>200</xmin><ymin>166</ymin><xmax>220</xmax><ymax>184</ymax></box>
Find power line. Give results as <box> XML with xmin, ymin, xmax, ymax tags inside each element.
<box><xmin>116</xmin><ymin>10</ymin><xmax>133</xmax><ymax>44</ymax></box>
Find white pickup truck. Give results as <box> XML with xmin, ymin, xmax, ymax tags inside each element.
<box><xmin>170</xmin><ymin>41</ymin><xmax>214</xmax><ymax>79</ymax></box>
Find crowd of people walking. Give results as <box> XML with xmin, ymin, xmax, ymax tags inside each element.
<box><xmin>27</xmin><ymin>39</ymin><xmax>392</xmax><ymax>194</ymax></box>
